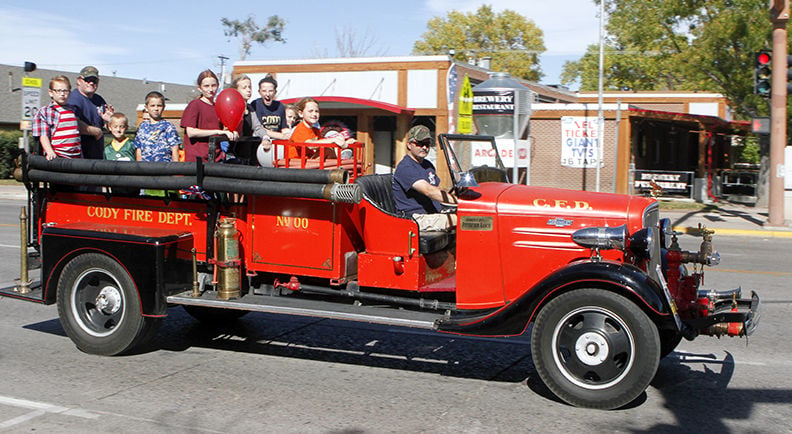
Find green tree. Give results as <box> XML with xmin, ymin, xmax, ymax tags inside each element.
<box><xmin>561</xmin><ymin>0</ymin><xmax>774</xmax><ymax>119</ymax></box>
<box><xmin>221</xmin><ymin>14</ymin><xmax>286</xmax><ymax>61</ymax></box>
<box><xmin>413</xmin><ymin>5</ymin><xmax>546</xmax><ymax>81</ymax></box>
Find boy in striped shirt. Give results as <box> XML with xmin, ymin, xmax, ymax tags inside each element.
<box><xmin>33</xmin><ymin>75</ymin><xmax>82</xmax><ymax>159</ymax></box>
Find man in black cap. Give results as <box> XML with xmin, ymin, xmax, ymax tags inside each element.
<box><xmin>67</xmin><ymin>65</ymin><xmax>114</xmax><ymax>159</ymax></box>
<box><xmin>392</xmin><ymin>125</ymin><xmax>457</xmax><ymax>231</ymax></box>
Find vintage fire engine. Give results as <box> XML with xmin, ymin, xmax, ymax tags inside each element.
<box><xmin>1</xmin><ymin>135</ymin><xmax>759</xmax><ymax>410</ymax></box>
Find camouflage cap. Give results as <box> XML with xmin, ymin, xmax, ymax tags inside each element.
<box><xmin>407</xmin><ymin>125</ymin><xmax>432</xmax><ymax>143</ymax></box>
<box><xmin>79</xmin><ymin>66</ymin><xmax>99</xmax><ymax>79</ymax></box>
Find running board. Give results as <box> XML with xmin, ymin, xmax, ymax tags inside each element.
<box><xmin>167</xmin><ymin>291</ymin><xmax>441</xmax><ymax>330</ymax></box>
<box><xmin>0</xmin><ymin>281</ymin><xmax>44</xmax><ymax>303</ymax></box>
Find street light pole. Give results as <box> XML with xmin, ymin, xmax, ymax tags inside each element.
<box><xmin>596</xmin><ymin>0</ymin><xmax>605</xmax><ymax>192</ymax></box>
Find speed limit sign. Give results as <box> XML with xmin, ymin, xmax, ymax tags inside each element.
<box><xmin>21</xmin><ymin>77</ymin><xmax>42</xmax><ymax>123</ymax></box>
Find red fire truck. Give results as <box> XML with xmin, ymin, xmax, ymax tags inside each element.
<box><xmin>1</xmin><ymin>134</ymin><xmax>758</xmax><ymax>410</ymax></box>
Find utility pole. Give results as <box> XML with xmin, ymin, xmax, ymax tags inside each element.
<box><xmin>768</xmin><ymin>0</ymin><xmax>788</xmax><ymax>226</ymax></box>
<box><xmin>218</xmin><ymin>55</ymin><xmax>230</xmax><ymax>89</ymax></box>
<box><xmin>595</xmin><ymin>0</ymin><xmax>605</xmax><ymax>192</ymax></box>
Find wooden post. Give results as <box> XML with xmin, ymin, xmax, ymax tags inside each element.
<box><xmin>768</xmin><ymin>0</ymin><xmax>789</xmax><ymax>226</ymax></box>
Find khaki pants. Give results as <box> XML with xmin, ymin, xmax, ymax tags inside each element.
<box><xmin>412</xmin><ymin>213</ymin><xmax>457</xmax><ymax>232</ymax></box>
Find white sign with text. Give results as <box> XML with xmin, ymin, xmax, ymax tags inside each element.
<box><xmin>561</xmin><ymin>116</ymin><xmax>603</xmax><ymax>168</ymax></box>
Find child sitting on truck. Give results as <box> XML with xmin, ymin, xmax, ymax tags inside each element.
<box><xmin>288</xmin><ymin>97</ymin><xmax>354</xmax><ymax>160</ymax></box>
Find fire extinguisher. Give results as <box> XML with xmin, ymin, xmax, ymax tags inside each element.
<box><xmin>214</xmin><ymin>217</ymin><xmax>241</xmax><ymax>300</ymax></box>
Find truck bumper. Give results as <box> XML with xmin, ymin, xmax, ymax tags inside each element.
<box><xmin>684</xmin><ymin>290</ymin><xmax>760</xmax><ymax>337</ymax></box>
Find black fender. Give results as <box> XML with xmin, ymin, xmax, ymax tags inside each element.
<box><xmin>40</xmin><ymin>225</ymin><xmax>194</xmax><ymax>317</ymax></box>
<box><xmin>437</xmin><ymin>260</ymin><xmax>672</xmax><ymax>336</ymax></box>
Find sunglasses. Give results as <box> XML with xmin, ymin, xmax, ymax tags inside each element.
<box><xmin>414</xmin><ymin>140</ymin><xmax>432</xmax><ymax>148</ymax></box>
<box><xmin>82</xmin><ymin>77</ymin><xmax>99</xmax><ymax>84</ymax></box>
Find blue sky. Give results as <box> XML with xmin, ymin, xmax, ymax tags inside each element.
<box><xmin>0</xmin><ymin>0</ymin><xmax>601</xmax><ymax>88</ymax></box>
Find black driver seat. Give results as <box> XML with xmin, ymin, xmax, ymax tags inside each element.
<box><xmin>354</xmin><ymin>174</ymin><xmax>450</xmax><ymax>254</ymax></box>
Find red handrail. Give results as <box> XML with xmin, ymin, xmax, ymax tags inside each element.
<box><xmin>270</xmin><ymin>140</ymin><xmax>365</xmax><ymax>182</ymax></box>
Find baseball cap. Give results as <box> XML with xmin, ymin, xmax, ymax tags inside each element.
<box><xmin>79</xmin><ymin>66</ymin><xmax>99</xmax><ymax>79</ymax></box>
<box><xmin>407</xmin><ymin>125</ymin><xmax>432</xmax><ymax>143</ymax></box>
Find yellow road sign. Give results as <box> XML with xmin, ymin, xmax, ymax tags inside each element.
<box><xmin>22</xmin><ymin>77</ymin><xmax>42</xmax><ymax>88</ymax></box>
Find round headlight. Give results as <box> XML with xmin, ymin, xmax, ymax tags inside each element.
<box><xmin>629</xmin><ymin>228</ymin><xmax>655</xmax><ymax>259</ymax></box>
<box><xmin>572</xmin><ymin>225</ymin><xmax>627</xmax><ymax>250</ymax></box>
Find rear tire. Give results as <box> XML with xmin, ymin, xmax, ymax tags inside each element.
<box><xmin>57</xmin><ymin>253</ymin><xmax>159</xmax><ymax>356</ymax></box>
<box><xmin>531</xmin><ymin>288</ymin><xmax>660</xmax><ymax>409</ymax></box>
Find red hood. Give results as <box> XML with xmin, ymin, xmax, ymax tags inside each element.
<box><xmin>460</xmin><ymin>182</ymin><xmax>656</xmax><ymax>234</ymax></box>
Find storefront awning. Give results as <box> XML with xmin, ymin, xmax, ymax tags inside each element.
<box><xmin>280</xmin><ymin>96</ymin><xmax>414</xmax><ymax>115</ymax></box>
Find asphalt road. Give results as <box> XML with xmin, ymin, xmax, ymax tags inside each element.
<box><xmin>0</xmin><ymin>197</ymin><xmax>790</xmax><ymax>433</ymax></box>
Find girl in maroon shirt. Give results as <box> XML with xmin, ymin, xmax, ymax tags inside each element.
<box><xmin>180</xmin><ymin>70</ymin><xmax>239</xmax><ymax>162</ymax></box>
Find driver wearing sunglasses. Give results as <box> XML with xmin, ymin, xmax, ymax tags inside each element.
<box><xmin>392</xmin><ymin>125</ymin><xmax>458</xmax><ymax>231</ymax></box>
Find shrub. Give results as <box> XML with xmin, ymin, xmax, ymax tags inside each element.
<box><xmin>0</xmin><ymin>131</ymin><xmax>23</xmax><ymax>179</ymax></box>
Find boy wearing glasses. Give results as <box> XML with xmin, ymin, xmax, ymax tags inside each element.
<box><xmin>67</xmin><ymin>65</ymin><xmax>114</xmax><ymax>160</ymax></box>
<box><xmin>32</xmin><ymin>76</ymin><xmax>82</xmax><ymax>159</ymax></box>
<box><xmin>392</xmin><ymin>125</ymin><xmax>458</xmax><ymax>231</ymax></box>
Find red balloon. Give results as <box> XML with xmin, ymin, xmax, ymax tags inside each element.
<box><xmin>215</xmin><ymin>88</ymin><xmax>245</xmax><ymax>129</ymax></box>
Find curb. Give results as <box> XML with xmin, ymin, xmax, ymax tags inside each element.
<box><xmin>673</xmin><ymin>225</ymin><xmax>792</xmax><ymax>238</ymax></box>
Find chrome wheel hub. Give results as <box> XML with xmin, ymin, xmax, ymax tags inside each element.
<box><xmin>95</xmin><ymin>286</ymin><xmax>122</xmax><ymax>315</ymax></box>
<box><xmin>575</xmin><ymin>332</ymin><xmax>609</xmax><ymax>366</ymax></box>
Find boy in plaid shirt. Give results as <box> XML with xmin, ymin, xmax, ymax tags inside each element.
<box><xmin>33</xmin><ymin>75</ymin><xmax>82</xmax><ymax>159</ymax></box>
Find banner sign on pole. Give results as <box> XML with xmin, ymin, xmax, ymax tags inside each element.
<box><xmin>561</xmin><ymin>116</ymin><xmax>603</xmax><ymax>168</ymax></box>
<box><xmin>458</xmin><ymin>75</ymin><xmax>473</xmax><ymax>134</ymax></box>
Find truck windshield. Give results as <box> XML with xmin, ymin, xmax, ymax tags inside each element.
<box><xmin>438</xmin><ymin>134</ymin><xmax>508</xmax><ymax>185</ymax></box>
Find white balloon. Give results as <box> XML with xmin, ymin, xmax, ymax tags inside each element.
<box><xmin>256</xmin><ymin>143</ymin><xmax>283</xmax><ymax>167</ymax></box>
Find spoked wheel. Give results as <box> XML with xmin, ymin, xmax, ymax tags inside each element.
<box><xmin>531</xmin><ymin>288</ymin><xmax>660</xmax><ymax>409</ymax></box>
<box><xmin>57</xmin><ymin>253</ymin><xmax>160</xmax><ymax>356</ymax></box>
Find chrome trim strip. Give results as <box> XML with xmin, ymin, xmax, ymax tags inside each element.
<box><xmin>167</xmin><ymin>295</ymin><xmax>437</xmax><ymax>329</ymax></box>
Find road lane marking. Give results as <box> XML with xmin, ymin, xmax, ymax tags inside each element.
<box><xmin>0</xmin><ymin>395</ymin><xmax>99</xmax><ymax>428</ymax></box>
<box><xmin>0</xmin><ymin>410</ymin><xmax>46</xmax><ymax>429</ymax></box>
<box><xmin>709</xmin><ymin>268</ymin><xmax>792</xmax><ymax>277</ymax></box>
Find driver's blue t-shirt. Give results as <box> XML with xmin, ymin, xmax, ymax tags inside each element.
<box><xmin>392</xmin><ymin>155</ymin><xmax>442</xmax><ymax>215</ymax></box>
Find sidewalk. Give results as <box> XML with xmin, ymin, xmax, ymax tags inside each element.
<box><xmin>1</xmin><ymin>182</ymin><xmax>790</xmax><ymax>237</ymax></box>
<box><xmin>661</xmin><ymin>200</ymin><xmax>792</xmax><ymax>238</ymax></box>
<box><xmin>0</xmin><ymin>183</ymin><xmax>27</xmax><ymax>201</ymax></box>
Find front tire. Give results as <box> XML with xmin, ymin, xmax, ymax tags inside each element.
<box><xmin>659</xmin><ymin>330</ymin><xmax>683</xmax><ymax>359</ymax></box>
<box><xmin>531</xmin><ymin>288</ymin><xmax>660</xmax><ymax>409</ymax></box>
<box><xmin>57</xmin><ymin>253</ymin><xmax>159</xmax><ymax>356</ymax></box>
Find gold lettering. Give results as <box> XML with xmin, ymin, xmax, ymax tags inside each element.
<box><xmin>555</xmin><ymin>199</ymin><xmax>569</xmax><ymax>209</ymax></box>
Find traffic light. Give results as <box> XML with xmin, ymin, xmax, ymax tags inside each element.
<box><xmin>754</xmin><ymin>50</ymin><xmax>772</xmax><ymax>97</ymax></box>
